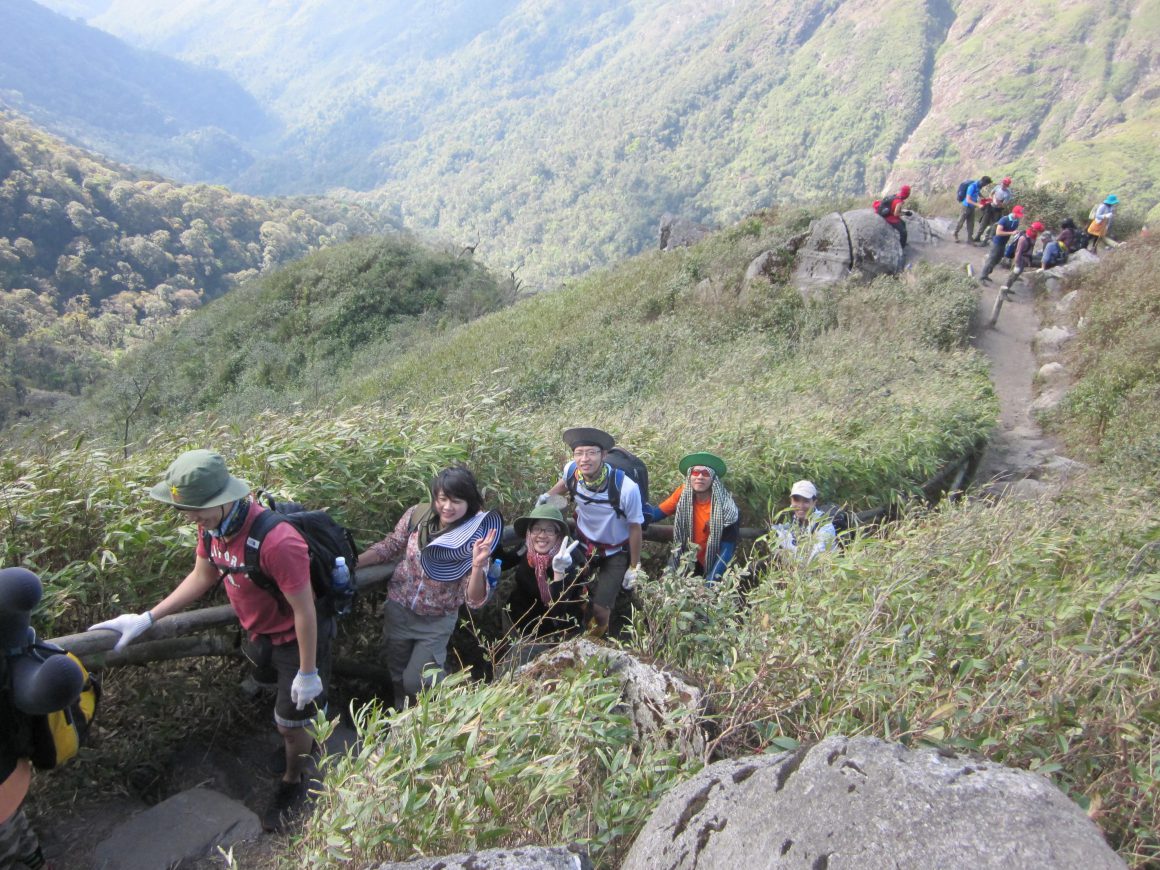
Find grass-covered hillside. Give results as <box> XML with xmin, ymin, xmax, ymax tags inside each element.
<box><xmin>0</xmin><ymin>113</ymin><xmax>397</xmax><ymax>424</ymax></box>
<box><xmin>6</xmin><ymin>215</ymin><xmax>1157</xmax><ymax>867</ymax></box>
<box><xmin>77</xmin><ymin>204</ymin><xmax>994</xmax><ymax>517</ymax></box>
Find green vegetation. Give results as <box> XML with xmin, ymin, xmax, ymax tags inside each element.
<box><xmin>1044</xmin><ymin>231</ymin><xmax>1160</xmax><ymax>480</ymax></box>
<box><xmin>7</xmin><ymin>206</ymin><xmax>1156</xmax><ymax>866</ymax></box>
<box><xmin>73</xmin><ymin>235</ymin><xmax>517</xmax><ymax>442</ymax></box>
<box><xmin>0</xmin><ymin>113</ymin><xmax>397</xmax><ymax>424</ymax></box>
<box><xmin>34</xmin><ymin>0</ymin><xmax>1159</xmax><ymax>290</ymax></box>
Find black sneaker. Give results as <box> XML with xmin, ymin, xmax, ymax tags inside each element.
<box><xmin>263</xmin><ymin>779</ymin><xmax>307</xmax><ymax>833</ymax></box>
<box><xmin>979</xmin><ymin>276</ymin><xmax>993</xmax><ymax>284</ymax></box>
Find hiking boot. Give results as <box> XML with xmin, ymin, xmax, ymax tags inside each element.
<box><xmin>262</xmin><ymin>779</ymin><xmax>307</xmax><ymax>833</ymax></box>
<box><xmin>979</xmin><ymin>275</ymin><xmax>992</xmax><ymax>284</ymax></box>
<box><xmin>953</xmin><ymin>233</ymin><xmax>960</xmax><ymax>242</ymax></box>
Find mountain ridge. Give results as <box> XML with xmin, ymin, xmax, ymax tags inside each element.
<box><xmin>22</xmin><ymin>0</ymin><xmax>1160</xmax><ymax>287</ymax></box>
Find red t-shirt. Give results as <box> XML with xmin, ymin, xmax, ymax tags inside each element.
<box><xmin>195</xmin><ymin>503</ymin><xmax>311</xmax><ymax>644</ymax></box>
<box><xmin>659</xmin><ymin>485</ymin><xmax>712</xmax><ymax>566</ymax></box>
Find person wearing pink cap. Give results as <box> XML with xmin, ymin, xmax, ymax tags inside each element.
<box><xmin>978</xmin><ymin>204</ymin><xmax>1025</xmax><ymax>283</ymax></box>
<box><xmin>883</xmin><ymin>185</ymin><xmax>912</xmax><ymax>248</ymax></box>
<box><xmin>974</xmin><ymin>177</ymin><xmax>1013</xmax><ymax>242</ymax></box>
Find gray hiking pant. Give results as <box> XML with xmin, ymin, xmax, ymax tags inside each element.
<box><xmin>383</xmin><ymin>599</ymin><xmax>458</xmax><ymax>699</ymax></box>
<box><xmin>979</xmin><ymin>242</ymin><xmax>1005</xmax><ymax>280</ymax></box>
<box><xmin>954</xmin><ymin>204</ymin><xmax>976</xmax><ymax>240</ymax></box>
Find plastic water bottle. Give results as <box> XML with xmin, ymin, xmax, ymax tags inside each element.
<box><xmin>332</xmin><ymin>556</ymin><xmax>354</xmax><ymax>617</ymax></box>
<box><xmin>486</xmin><ymin>558</ymin><xmax>502</xmax><ymax>591</ymax></box>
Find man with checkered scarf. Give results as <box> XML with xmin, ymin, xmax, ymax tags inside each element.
<box><xmin>644</xmin><ymin>452</ymin><xmax>740</xmax><ymax>583</ymax></box>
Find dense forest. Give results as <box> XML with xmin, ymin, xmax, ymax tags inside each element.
<box><xmin>0</xmin><ymin>113</ymin><xmax>397</xmax><ymax>424</ymax></box>
<box><xmin>23</xmin><ymin>0</ymin><xmax>1160</xmax><ymax>290</ymax></box>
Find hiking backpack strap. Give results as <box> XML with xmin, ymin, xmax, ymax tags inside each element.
<box><xmin>565</xmin><ymin>462</ymin><xmax>626</xmax><ymax>519</ymax></box>
<box><xmin>204</xmin><ymin>509</ymin><xmax>287</xmax><ymax>596</ymax></box>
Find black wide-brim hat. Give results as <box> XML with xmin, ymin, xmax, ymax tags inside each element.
<box><xmin>562</xmin><ymin>427</ymin><xmax>615</xmax><ymax>451</ymax></box>
<box><xmin>419</xmin><ymin>510</ymin><xmax>504</xmax><ymax>582</ymax></box>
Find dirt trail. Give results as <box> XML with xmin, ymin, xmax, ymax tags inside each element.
<box><xmin>905</xmin><ymin>222</ymin><xmax>1058</xmax><ymax>490</ymax></box>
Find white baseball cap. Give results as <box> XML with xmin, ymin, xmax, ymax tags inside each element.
<box><xmin>790</xmin><ymin>480</ymin><xmax>818</xmax><ymax>500</ymax></box>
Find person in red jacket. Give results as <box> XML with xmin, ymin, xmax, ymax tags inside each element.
<box><xmin>884</xmin><ymin>185</ymin><xmax>912</xmax><ymax>248</ymax></box>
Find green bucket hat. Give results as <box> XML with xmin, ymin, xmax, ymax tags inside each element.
<box><xmin>149</xmin><ymin>449</ymin><xmax>251</xmax><ymax>509</ymax></box>
<box><xmin>513</xmin><ymin>503</ymin><xmax>570</xmax><ymax>538</ymax></box>
<box><xmin>678</xmin><ymin>451</ymin><xmax>727</xmax><ymax>478</ymax></box>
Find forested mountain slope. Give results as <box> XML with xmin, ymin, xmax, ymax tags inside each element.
<box><xmin>0</xmin><ymin>113</ymin><xmax>397</xmax><ymax>424</ymax></box>
<box><xmin>0</xmin><ymin>0</ymin><xmax>269</xmax><ymax>182</ymax></box>
<box><xmin>40</xmin><ymin>0</ymin><xmax>1159</xmax><ymax>288</ymax></box>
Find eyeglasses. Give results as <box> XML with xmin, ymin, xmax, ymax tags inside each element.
<box><xmin>528</xmin><ymin>526</ymin><xmax>559</xmax><ymax>537</ymax></box>
<box><xmin>572</xmin><ymin>448</ymin><xmax>603</xmax><ymax>458</ymax></box>
<box><xmin>688</xmin><ymin>467</ymin><xmax>713</xmax><ymax>478</ymax></box>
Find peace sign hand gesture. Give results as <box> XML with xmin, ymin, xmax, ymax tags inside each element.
<box><xmin>472</xmin><ymin>529</ymin><xmax>498</xmax><ymax>571</ymax></box>
<box><xmin>552</xmin><ymin>536</ymin><xmax>582</xmax><ymax>574</ymax></box>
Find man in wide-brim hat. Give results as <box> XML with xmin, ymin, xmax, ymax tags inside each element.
<box><xmin>87</xmin><ymin>449</ymin><xmax>331</xmax><ymax>834</ymax></box>
<box><xmin>535</xmin><ymin>427</ymin><xmax>643</xmax><ymax>635</ymax></box>
<box><xmin>643</xmin><ymin>451</ymin><xmax>740</xmax><ymax>582</ymax></box>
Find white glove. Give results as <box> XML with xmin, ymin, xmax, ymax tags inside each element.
<box><xmin>622</xmin><ymin>566</ymin><xmax>640</xmax><ymax>590</ymax></box>
<box><xmin>535</xmin><ymin>492</ymin><xmax>553</xmax><ymax>506</ymax></box>
<box><xmin>291</xmin><ymin>670</ymin><xmax>324</xmax><ymax>710</ymax></box>
<box><xmin>88</xmin><ymin>611</ymin><xmax>153</xmax><ymax>652</ymax></box>
<box><xmin>552</xmin><ymin>537</ymin><xmax>581</xmax><ymax>573</ymax></box>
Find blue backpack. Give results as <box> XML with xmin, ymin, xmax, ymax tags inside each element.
<box><xmin>956</xmin><ymin>180</ymin><xmax>974</xmax><ymax>203</ymax></box>
<box><xmin>1004</xmin><ymin>231</ymin><xmax>1027</xmax><ymax>260</ymax></box>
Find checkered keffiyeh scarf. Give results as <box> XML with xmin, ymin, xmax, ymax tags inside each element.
<box><xmin>672</xmin><ymin>472</ymin><xmax>739</xmax><ymax>573</ymax></box>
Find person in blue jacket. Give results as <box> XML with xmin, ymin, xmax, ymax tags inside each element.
<box><xmin>954</xmin><ymin>175</ymin><xmax>992</xmax><ymax>244</ymax></box>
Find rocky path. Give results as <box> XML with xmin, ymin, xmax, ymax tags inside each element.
<box><xmin>905</xmin><ymin>218</ymin><xmax>1065</xmax><ymax>495</ymax></box>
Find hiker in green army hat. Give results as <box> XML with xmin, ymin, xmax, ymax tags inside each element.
<box><xmin>498</xmin><ymin>503</ymin><xmax>587</xmax><ymax>641</ymax></box>
<box><xmin>643</xmin><ymin>451</ymin><xmax>741</xmax><ymax>583</ymax></box>
<box><xmin>87</xmin><ymin>449</ymin><xmax>332</xmax><ymax>833</ymax></box>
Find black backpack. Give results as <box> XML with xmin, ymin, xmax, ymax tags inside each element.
<box><xmin>874</xmin><ymin>195</ymin><xmax>895</xmax><ymax>218</ymax></box>
<box><xmin>956</xmin><ymin>179</ymin><xmax>974</xmax><ymax>203</ymax></box>
<box><xmin>205</xmin><ymin>493</ymin><xmax>359</xmax><ymax>617</ymax></box>
<box><xmin>819</xmin><ymin>504</ymin><xmax>854</xmax><ymax>550</ymax></box>
<box><xmin>565</xmin><ymin>446</ymin><xmax>649</xmax><ymax>524</ymax></box>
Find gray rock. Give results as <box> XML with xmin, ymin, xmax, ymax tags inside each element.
<box><xmin>1031</xmin><ymin>386</ymin><xmax>1070</xmax><ymax>416</ymax></box>
<box><xmin>745</xmin><ymin>250</ymin><xmax>777</xmax><ymax>284</ymax></box>
<box><xmin>517</xmin><ymin>638</ymin><xmax>706</xmax><ymax>761</ymax></box>
<box><xmin>93</xmin><ymin>787</ymin><xmax>261</xmax><ymax>870</ymax></box>
<box><xmin>1036</xmin><ymin>362</ymin><xmax>1067</xmax><ymax>385</ymax></box>
<box><xmin>1036</xmin><ymin>325</ymin><xmax>1075</xmax><ymax>353</ymax></box>
<box><xmin>790</xmin><ymin>211</ymin><xmax>853</xmax><ymax>289</ymax></box>
<box><xmin>845</xmin><ymin>209</ymin><xmax>905</xmax><ymax>279</ymax></box>
<box><xmin>792</xmin><ymin>209</ymin><xmax>906</xmax><ymax>292</ymax></box>
<box><xmin>372</xmin><ymin>845</ymin><xmax>591</xmax><ymax>869</ymax></box>
<box><xmin>622</xmin><ymin>735</ymin><xmax>1124</xmax><ymax>870</ymax></box>
<box><xmin>1057</xmin><ymin>289</ymin><xmax>1080</xmax><ymax>315</ymax></box>
<box><xmin>659</xmin><ymin>213</ymin><xmax>712</xmax><ymax>250</ymax></box>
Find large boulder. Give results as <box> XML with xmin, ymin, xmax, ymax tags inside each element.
<box><xmin>93</xmin><ymin>787</ymin><xmax>261</xmax><ymax>870</ymax></box>
<box><xmin>792</xmin><ymin>210</ymin><xmax>906</xmax><ymax>292</ymax></box>
<box><xmin>372</xmin><ymin>845</ymin><xmax>591</xmax><ymax>869</ymax></box>
<box><xmin>517</xmin><ymin>638</ymin><xmax>706</xmax><ymax>762</ymax></box>
<box><xmin>659</xmin><ymin>213</ymin><xmax>712</xmax><ymax>250</ymax></box>
<box><xmin>845</xmin><ymin>209</ymin><xmax>906</xmax><ymax>278</ymax></box>
<box><xmin>622</xmin><ymin>735</ymin><xmax>1124</xmax><ymax>870</ymax></box>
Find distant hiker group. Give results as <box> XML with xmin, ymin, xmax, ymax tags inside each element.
<box><xmin>62</xmin><ymin>431</ymin><xmax>836</xmax><ymax>837</ymax></box>
<box><xmin>873</xmin><ymin>176</ymin><xmax>1123</xmax><ymax>296</ymax></box>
